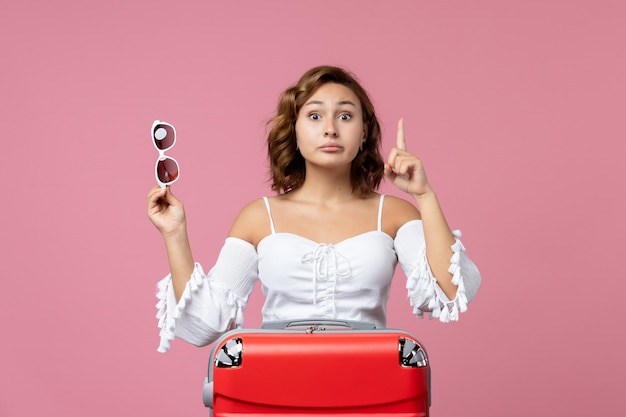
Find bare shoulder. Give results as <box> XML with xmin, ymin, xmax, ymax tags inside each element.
<box><xmin>227</xmin><ymin>198</ymin><xmax>271</xmax><ymax>246</ymax></box>
<box><xmin>382</xmin><ymin>195</ymin><xmax>421</xmax><ymax>237</ymax></box>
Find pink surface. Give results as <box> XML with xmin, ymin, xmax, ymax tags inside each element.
<box><xmin>2</xmin><ymin>1</ymin><xmax>624</xmax><ymax>416</ymax></box>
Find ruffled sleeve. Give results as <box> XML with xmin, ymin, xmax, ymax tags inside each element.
<box><xmin>155</xmin><ymin>237</ymin><xmax>259</xmax><ymax>353</ymax></box>
<box><xmin>394</xmin><ymin>220</ymin><xmax>481</xmax><ymax>322</ymax></box>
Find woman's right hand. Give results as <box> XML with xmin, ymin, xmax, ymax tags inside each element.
<box><xmin>147</xmin><ymin>185</ymin><xmax>187</xmax><ymax>237</ymax></box>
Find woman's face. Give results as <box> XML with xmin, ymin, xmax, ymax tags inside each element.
<box><xmin>295</xmin><ymin>82</ymin><xmax>366</xmax><ymax>170</ymax></box>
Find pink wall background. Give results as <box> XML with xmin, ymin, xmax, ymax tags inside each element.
<box><xmin>2</xmin><ymin>0</ymin><xmax>624</xmax><ymax>415</ymax></box>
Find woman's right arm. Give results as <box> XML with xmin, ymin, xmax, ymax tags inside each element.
<box><xmin>148</xmin><ymin>187</ymin><xmax>263</xmax><ymax>352</ymax></box>
<box><xmin>147</xmin><ymin>185</ymin><xmax>194</xmax><ymax>301</ymax></box>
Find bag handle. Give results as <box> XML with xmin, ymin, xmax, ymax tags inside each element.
<box><xmin>261</xmin><ymin>319</ymin><xmax>376</xmax><ymax>331</ymax></box>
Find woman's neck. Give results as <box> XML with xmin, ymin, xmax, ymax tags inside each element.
<box><xmin>291</xmin><ymin>165</ymin><xmax>356</xmax><ymax>203</ymax></box>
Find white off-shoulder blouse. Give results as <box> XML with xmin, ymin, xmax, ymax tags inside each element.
<box><xmin>155</xmin><ymin>195</ymin><xmax>481</xmax><ymax>353</ymax></box>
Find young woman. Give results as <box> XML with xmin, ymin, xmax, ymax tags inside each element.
<box><xmin>148</xmin><ymin>66</ymin><xmax>481</xmax><ymax>353</ymax></box>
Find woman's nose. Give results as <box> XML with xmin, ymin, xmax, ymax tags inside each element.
<box><xmin>324</xmin><ymin>120</ymin><xmax>338</xmax><ymax>137</ymax></box>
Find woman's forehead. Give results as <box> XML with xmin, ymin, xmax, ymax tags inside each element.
<box><xmin>304</xmin><ymin>83</ymin><xmax>361</xmax><ymax>107</ymax></box>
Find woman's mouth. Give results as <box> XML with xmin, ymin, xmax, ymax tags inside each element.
<box><xmin>319</xmin><ymin>143</ymin><xmax>343</xmax><ymax>152</ymax></box>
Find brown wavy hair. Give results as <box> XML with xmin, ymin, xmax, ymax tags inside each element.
<box><xmin>267</xmin><ymin>66</ymin><xmax>384</xmax><ymax>197</ymax></box>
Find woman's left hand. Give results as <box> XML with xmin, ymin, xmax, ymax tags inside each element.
<box><xmin>384</xmin><ymin>119</ymin><xmax>433</xmax><ymax>197</ymax></box>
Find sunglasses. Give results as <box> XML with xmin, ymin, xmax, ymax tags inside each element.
<box><xmin>152</xmin><ymin>120</ymin><xmax>180</xmax><ymax>187</ymax></box>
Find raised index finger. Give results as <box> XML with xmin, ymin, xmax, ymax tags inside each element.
<box><xmin>396</xmin><ymin>118</ymin><xmax>406</xmax><ymax>150</ymax></box>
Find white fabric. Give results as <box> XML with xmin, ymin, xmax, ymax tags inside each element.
<box><xmin>155</xmin><ymin>238</ymin><xmax>258</xmax><ymax>353</ymax></box>
<box><xmin>155</xmin><ymin>195</ymin><xmax>481</xmax><ymax>352</ymax></box>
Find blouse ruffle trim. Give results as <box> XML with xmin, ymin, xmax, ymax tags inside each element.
<box><xmin>155</xmin><ymin>262</ymin><xmax>245</xmax><ymax>353</ymax></box>
<box><xmin>405</xmin><ymin>230</ymin><xmax>469</xmax><ymax>322</ymax></box>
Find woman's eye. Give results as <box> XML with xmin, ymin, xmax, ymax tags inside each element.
<box><xmin>309</xmin><ymin>113</ymin><xmax>321</xmax><ymax>120</ymax></box>
<box><xmin>339</xmin><ymin>113</ymin><xmax>352</xmax><ymax>121</ymax></box>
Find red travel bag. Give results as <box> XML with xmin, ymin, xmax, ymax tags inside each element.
<box><xmin>202</xmin><ymin>320</ymin><xmax>431</xmax><ymax>416</ymax></box>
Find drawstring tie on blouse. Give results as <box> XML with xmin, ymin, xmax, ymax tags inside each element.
<box><xmin>301</xmin><ymin>244</ymin><xmax>352</xmax><ymax>305</ymax></box>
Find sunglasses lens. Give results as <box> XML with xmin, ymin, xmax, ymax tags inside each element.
<box><xmin>153</xmin><ymin>124</ymin><xmax>175</xmax><ymax>150</ymax></box>
<box><xmin>157</xmin><ymin>158</ymin><xmax>179</xmax><ymax>184</ymax></box>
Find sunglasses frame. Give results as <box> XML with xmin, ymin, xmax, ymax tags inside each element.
<box><xmin>152</xmin><ymin>120</ymin><xmax>180</xmax><ymax>188</ymax></box>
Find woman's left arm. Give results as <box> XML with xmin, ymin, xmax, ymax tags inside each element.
<box><xmin>385</xmin><ymin>119</ymin><xmax>461</xmax><ymax>299</ymax></box>
<box><xmin>411</xmin><ymin>192</ymin><xmax>457</xmax><ymax>299</ymax></box>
